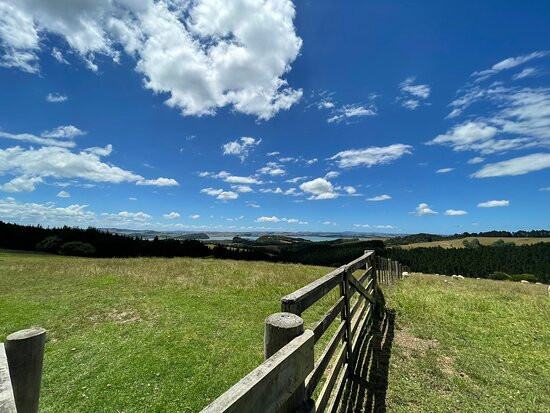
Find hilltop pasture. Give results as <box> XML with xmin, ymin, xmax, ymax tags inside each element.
<box><xmin>399</xmin><ymin>236</ymin><xmax>550</xmax><ymax>249</ymax></box>
<box><xmin>1</xmin><ymin>252</ymin><xmax>549</xmax><ymax>412</ymax></box>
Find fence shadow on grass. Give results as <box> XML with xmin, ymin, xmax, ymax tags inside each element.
<box><xmin>338</xmin><ymin>309</ymin><xmax>396</xmax><ymax>413</ymax></box>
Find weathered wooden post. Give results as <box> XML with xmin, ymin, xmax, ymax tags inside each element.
<box><xmin>5</xmin><ymin>327</ymin><xmax>46</xmax><ymax>413</ymax></box>
<box><xmin>264</xmin><ymin>313</ymin><xmax>312</xmax><ymax>413</ymax></box>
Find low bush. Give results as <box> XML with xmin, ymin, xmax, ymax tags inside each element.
<box><xmin>59</xmin><ymin>241</ymin><xmax>96</xmax><ymax>257</ymax></box>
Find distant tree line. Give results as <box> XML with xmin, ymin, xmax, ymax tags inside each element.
<box><xmin>385</xmin><ymin>230</ymin><xmax>550</xmax><ymax>246</ymax></box>
<box><xmin>0</xmin><ymin>221</ymin><xmax>270</xmax><ymax>261</ymax></box>
<box><xmin>381</xmin><ymin>243</ymin><xmax>550</xmax><ymax>282</ymax></box>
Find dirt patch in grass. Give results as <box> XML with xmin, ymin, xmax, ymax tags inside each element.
<box><xmin>394</xmin><ymin>329</ymin><xmax>438</xmax><ymax>357</ymax></box>
<box><xmin>90</xmin><ymin>309</ymin><xmax>142</xmax><ymax>325</ymax></box>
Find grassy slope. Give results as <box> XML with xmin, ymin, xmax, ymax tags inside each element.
<box><xmin>0</xmin><ymin>252</ymin><xmax>333</xmax><ymax>412</ymax></box>
<box><xmin>384</xmin><ymin>274</ymin><xmax>550</xmax><ymax>412</ymax></box>
<box><xmin>399</xmin><ymin>236</ymin><xmax>550</xmax><ymax>249</ymax></box>
<box><xmin>2</xmin><ymin>253</ymin><xmax>548</xmax><ymax>412</ymax></box>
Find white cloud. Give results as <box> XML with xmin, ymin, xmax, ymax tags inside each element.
<box><xmin>40</xmin><ymin>125</ymin><xmax>86</xmax><ymax>139</ymax></box>
<box><xmin>411</xmin><ymin>203</ymin><xmax>437</xmax><ymax>216</ymax></box>
<box><xmin>398</xmin><ymin>77</ymin><xmax>430</xmax><ymax>109</ymax></box>
<box><xmin>324</xmin><ymin>171</ymin><xmax>340</xmax><ymax>179</ymax></box>
<box><xmin>189</xmin><ymin>214</ymin><xmax>200</xmax><ymax>220</ymax></box>
<box><xmin>51</xmin><ymin>47</ymin><xmax>68</xmax><ymax>64</ymax></box>
<box><xmin>0</xmin><ymin>125</ymin><xmax>86</xmax><ymax>148</ymax></box>
<box><xmin>255</xmin><ymin>216</ymin><xmax>307</xmax><ymax>224</ymax></box>
<box><xmin>246</xmin><ymin>201</ymin><xmax>260</xmax><ymax>208</ymax></box>
<box><xmin>266</xmin><ymin>151</ymin><xmax>280</xmax><ymax>157</ymax></box>
<box><xmin>330</xmin><ymin>144</ymin><xmax>412</xmax><ymax>168</ymax></box>
<box><xmin>323</xmin><ymin>221</ymin><xmax>336</xmax><ymax>226</ymax></box>
<box><xmin>343</xmin><ymin>186</ymin><xmax>356</xmax><ymax>195</ymax></box>
<box><xmin>513</xmin><ymin>67</ymin><xmax>538</xmax><ymax>80</ymax></box>
<box><xmin>200</xmin><ymin>187</ymin><xmax>239</xmax><ymax>200</ymax></box>
<box><xmin>477</xmin><ymin>200</ymin><xmax>509</xmax><ymax>208</ymax></box>
<box><xmin>299</xmin><ymin>178</ymin><xmax>338</xmax><ymax>200</ymax></box>
<box><xmin>286</xmin><ymin>176</ymin><xmax>308</xmax><ymax>183</ymax></box>
<box><xmin>199</xmin><ymin>170</ymin><xmax>262</xmax><ymax>185</ymax></box>
<box><xmin>0</xmin><ymin>145</ymin><xmax>178</xmax><ymax>192</ymax></box>
<box><xmin>136</xmin><ymin>177</ymin><xmax>179</xmax><ymax>186</ymax></box>
<box><xmin>163</xmin><ymin>212</ymin><xmax>180</xmax><ymax>219</ymax></box>
<box><xmin>231</xmin><ymin>185</ymin><xmax>253</xmax><ymax>193</ymax></box>
<box><xmin>366</xmin><ymin>194</ymin><xmax>391</xmax><ymax>202</ymax></box>
<box><xmin>222</xmin><ymin>137</ymin><xmax>261</xmax><ymax>161</ymax></box>
<box><xmin>539</xmin><ymin>186</ymin><xmax>550</xmax><ymax>191</ymax></box>
<box><xmin>56</xmin><ymin>190</ymin><xmax>70</xmax><ymax>198</ymax></box>
<box><xmin>112</xmin><ymin>211</ymin><xmax>151</xmax><ymax>222</ymax></box>
<box><xmin>0</xmin><ymin>197</ymin><xmax>95</xmax><ymax>226</ymax></box>
<box><xmin>46</xmin><ymin>93</ymin><xmax>67</xmax><ymax>103</ymax></box>
<box><xmin>467</xmin><ymin>156</ymin><xmax>485</xmax><ymax>164</ymax></box>
<box><xmin>471</xmin><ymin>153</ymin><xmax>550</xmax><ymax>178</ymax></box>
<box><xmin>444</xmin><ymin>209</ymin><xmax>467</xmax><ymax>216</ymax></box>
<box><xmin>436</xmin><ymin>167</ymin><xmax>454</xmax><ymax>174</ymax></box>
<box><xmin>0</xmin><ymin>1</ymin><xmax>303</xmax><ymax>120</ymax></box>
<box><xmin>473</xmin><ymin>51</ymin><xmax>548</xmax><ymax>80</ymax></box>
<box><xmin>327</xmin><ymin>104</ymin><xmax>376</xmax><ymax>124</ymax></box>
<box><xmin>257</xmin><ymin>162</ymin><xmax>285</xmax><ymax>176</ymax></box>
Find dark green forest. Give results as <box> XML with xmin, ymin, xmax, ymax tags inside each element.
<box><xmin>1</xmin><ymin>221</ymin><xmax>548</xmax><ymax>282</ymax></box>
<box><xmin>385</xmin><ymin>230</ymin><xmax>550</xmax><ymax>246</ymax></box>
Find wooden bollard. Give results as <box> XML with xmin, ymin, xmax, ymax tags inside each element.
<box><xmin>5</xmin><ymin>327</ymin><xmax>46</xmax><ymax>413</ymax></box>
<box><xmin>264</xmin><ymin>313</ymin><xmax>310</xmax><ymax>413</ymax></box>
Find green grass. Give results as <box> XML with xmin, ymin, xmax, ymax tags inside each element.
<box><xmin>2</xmin><ymin>253</ymin><xmax>548</xmax><ymax>412</ymax></box>
<box><xmin>0</xmin><ymin>252</ymin><xmax>334</xmax><ymax>412</ymax></box>
<box><xmin>384</xmin><ymin>274</ymin><xmax>550</xmax><ymax>412</ymax></box>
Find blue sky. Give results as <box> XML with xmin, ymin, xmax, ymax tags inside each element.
<box><xmin>0</xmin><ymin>0</ymin><xmax>549</xmax><ymax>234</ymax></box>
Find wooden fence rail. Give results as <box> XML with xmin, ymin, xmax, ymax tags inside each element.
<box><xmin>202</xmin><ymin>251</ymin><xmax>406</xmax><ymax>413</ymax></box>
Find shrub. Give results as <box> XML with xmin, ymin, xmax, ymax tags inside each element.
<box><xmin>36</xmin><ymin>236</ymin><xmax>63</xmax><ymax>253</ymax></box>
<box><xmin>488</xmin><ymin>271</ymin><xmax>510</xmax><ymax>281</ymax></box>
<box><xmin>509</xmin><ymin>273</ymin><xmax>537</xmax><ymax>282</ymax></box>
<box><xmin>59</xmin><ymin>241</ymin><xmax>96</xmax><ymax>257</ymax></box>
<box><xmin>463</xmin><ymin>238</ymin><xmax>481</xmax><ymax>249</ymax></box>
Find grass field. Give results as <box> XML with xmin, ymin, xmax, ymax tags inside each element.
<box><xmin>399</xmin><ymin>236</ymin><xmax>550</xmax><ymax>249</ymax></box>
<box><xmin>383</xmin><ymin>274</ymin><xmax>550</xmax><ymax>412</ymax></box>
<box><xmin>1</xmin><ymin>252</ymin><xmax>549</xmax><ymax>412</ymax></box>
<box><xmin>0</xmin><ymin>252</ymin><xmax>333</xmax><ymax>412</ymax></box>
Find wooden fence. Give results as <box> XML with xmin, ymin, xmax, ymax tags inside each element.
<box><xmin>202</xmin><ymin>251</ymin><xmax>406</xmax><ymax>413</ymax></box>
<box><xmin>0</xmin><ymin>328</ymin><xmax>46</xmax><ymax>413</ymax></box>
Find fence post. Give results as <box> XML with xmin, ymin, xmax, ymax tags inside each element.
<box><xmin>342</xmin><ymin>268</ymin><xmax>354</xmax><ymax>378</ymax></box>
<box><xmin>5</xmin><ymin>327</ymin><xmax>46</xmax><ymax>413</ymax></box>
<box><xmin>264</xmin><ymin>313</ymin><xmax>311</xmax><ymax>413</ymax></box>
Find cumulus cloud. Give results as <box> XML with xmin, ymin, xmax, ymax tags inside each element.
<box><xmin>46</xmin><ymin>93</ymin><xmax>67</xmax><ymax>103</ymax></box>
<box><xmin>366</xmin><ymin>194</ymin><xmax>391</xmax><ymax>201</ymax></box>
<box><xmin>0</xmin><ymin>0</ymin><xmax>303</xmax><ymax>120</ymax></box>
<box><xmin>231</xmin><ymin>185</ymin><xmax>253</xmax><ymax>193</ymax></box>
<box><xmin>436</xmin><ymin>168</ymin><xmax>454</xmax><ymax>173</ymax></box>
<box><xmin>0</xmin><ymin>145</ymin><xmax>178</xmax><ymax>192</ymax></box>
<box><xmin>444</xmin><ymin>209</ymin><xmax>467</xmax><ymax>216</ymax></box>
<box><xmin>286</xmin><ymin>176</ymin><xmax>308</xmax><ymax>183</ymax></box>
<box><xmin>411</xmin><ymin>203</ymin><xmax>437</xmax><ymax>216</ymax></box>
<box><xmin>163</xmin><ymin>212</ymin><xmax>180</xmax><ymax>219</ymax></box>
<box><xmin>200</xmin><ymin>187</ymin><xmax>239</xmax><ymax>200</ymax></box>
<box><xmin>312</xmin><ymin>90</ymin><xmax>378</xmax><ymax>124</ymax></box>
<box><xmin>189</xmin><ymin>214</ymin><xmax>200</xmax><ymax>220</ymax></box>
<box><xmin>222</xmin><ymin>137</ymin><xmax>261</xmax><ymax>161</ymax></box>
<box><xmin>477</xmin><ymin>200</ymin><xmax>509</xmax><ymax>208</ymax></box>
<box><xmin>56</xmin><ymin>190</ymin><xmax>70</xmax><ymax>198</ymax></box>
<box><xmin>299</xmin><ymin>178</ymin><xmax>338</xmax><ymax>200</ymax></box>
<box><xmin>257</xmin><ymin>162</ymin><xmax>285</xmax><ymax>176</ymax></box>
<box><xmin>330</xmin><ymin>144</ymin><xmax>412</xmax><ymax>168</ymax></box>
<box><xmin>471</xmin><ymin>153</ymin><xmax>550</xmax><ymax>178</ymax></box>
<box><xmin>255</xmin><ymin>216</ymin><xmax>307</xmax><ymax>224</ymax></box>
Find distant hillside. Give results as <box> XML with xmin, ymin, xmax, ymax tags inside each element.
<box><xmin>399</xmin><ymin>236</ymin><xmax>550</xmax><ymax>249</ymax></box>
<box><xmin>386</xmin><ymin>230</ymin><xmax>550</xmax><ymax>246</ymax></box>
